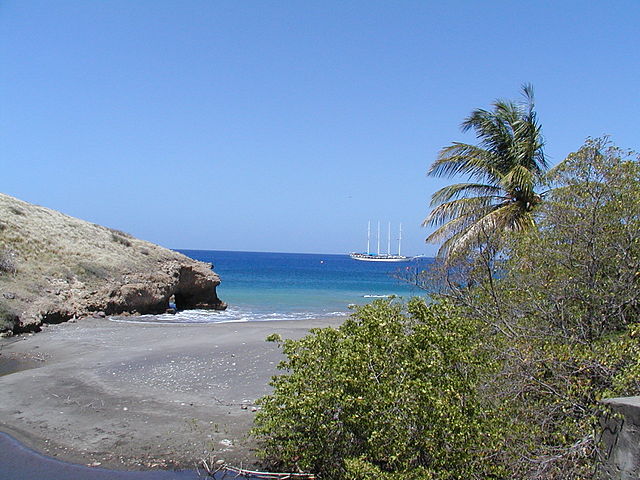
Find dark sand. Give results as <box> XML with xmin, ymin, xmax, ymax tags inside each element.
<box><xmin>0</xmin><ymin>316</ymin><xmax>342</xmax><ymax>471</ymax></box>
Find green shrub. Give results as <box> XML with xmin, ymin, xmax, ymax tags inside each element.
<box><xmin>419</xmin><ymin>138</ymin><xmax>640</xmax><ymax>478</ymax></box>
<box><xmin>252</xmin><ymin>298</ymin><xmax>504</xmax><ymax>480</ymax></box>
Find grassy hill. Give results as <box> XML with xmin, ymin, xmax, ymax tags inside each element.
<box><xmin>0</xmin><ymin>193</ymin><xmax>225</xmax><ymax>334</ymax></box>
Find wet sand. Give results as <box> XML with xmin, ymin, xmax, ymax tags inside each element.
<box><xmin>0</xmin><ymin>316</ymin><xmax>342</xmax><ymax>471</ymax></box>
<box><xmin>0</xmin><ymin>432</ymin><xmax>197</xmax><ymax>480</ymax></box>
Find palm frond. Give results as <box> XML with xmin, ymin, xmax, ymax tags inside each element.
<box><xmin>430</xmin><ymin>143</ymin><xmax>503</xmax><ymax>183</ymax></box>
<box><xmin>424</xmin><ymin>84</ymin><xmax>547</xmax><ymax>259</ymax></box>
<box><xmin>423</xmin><ymin>196</ymin><xmax>495</xmax><ymax>228</ymax></box>
<box><xmin>501</xmin><ymin>165</ymin><xmax>535</xmax><ymax>199</ymax></box>
<box><xmin>434</xmin><ymin>232</ymin><xmax>467</xmax><ymax>260</ymax></box>
<box><xmin>446</xmin><ymin>203</ymin><xmax>517</xmax><ymax>257</ymax></box>
<box><xmin>425</xmin><ymin>215</ymin><xmax>473</xmax><ymax>245</ymax></box>
<box><xmin>521</xmin><ymin>83</ymin><xmax>535</xmax><ymax>105</ymax></box>
<box><xmin>431</xmin><ymin>200</ymin><xmax>536</xmax><ymax>259</ymax></box>
<box><xmin>462</xmin><ymin>107</ymin><xmax>517</xmax><ymax>170</ymax></box>
<box><xmin>430</xmin><ymin>183</ymin><xmax>503</xmax><ymax>207</ymax></box>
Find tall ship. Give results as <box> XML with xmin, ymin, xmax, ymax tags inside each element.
<box><xmin>350</xmin><ymin>221</ymin><xmax>413</xmax><ymax>262</ymax></box>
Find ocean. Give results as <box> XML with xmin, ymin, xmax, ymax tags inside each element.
<box><xmin>118</xmin><ymin>250</ymin><xmax>433</xmax><ymax>324</ymax></box>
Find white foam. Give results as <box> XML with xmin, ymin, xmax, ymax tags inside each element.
<box><xmin>109</xmin><ymin>306</ymin><xmax>348</xmax><ymax>325</ymax></box>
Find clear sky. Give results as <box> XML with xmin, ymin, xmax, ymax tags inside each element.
<box><xmin>1</xmin><ymin>1</ymin><xmax>638</xmax><ymax>255</ymax></box>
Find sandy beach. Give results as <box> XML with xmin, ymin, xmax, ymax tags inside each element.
<box><xmin>0</xmin><ymin>316</ymin><xmax>343</xmax><ymax>471</ymax></box>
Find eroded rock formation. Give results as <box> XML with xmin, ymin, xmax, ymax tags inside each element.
<box><xmin>0</xmin><ymin>193</ymin><xmax>226</xmax><ymax>334</ymax></box>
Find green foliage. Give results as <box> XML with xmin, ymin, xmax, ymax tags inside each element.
<box><xmin>252</xmin><ymin>298</ymin><xmax>504</xmax><ymax>480</ymax></box>
<box><xmin>252</xmin><ymin>137</ymin><xmax>639</xmax><ymax>479</ymax></box>
<box><xmin>530</xmin><ymin>138</ymin><xmax>640</xmax><ymax>339</ymax></box>
<box><xmin>265</xmin><ymin>333</ymin><xmax>282</xmax><ymax>342</ymax></box>
<box><xmin>424</xmin><ymin>84</ymin><xmax>547</xmax><ymax>260</ymax></box>
<box><xmin>438</xmin><ymin>137</ymin><xmax>640</xmax><ymax>479</ymax></box>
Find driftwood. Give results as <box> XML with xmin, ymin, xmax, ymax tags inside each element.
<box><xmin>199</xmin><ymin>458</ymin><xmax>316</xmax><ymax>479</ymax></box>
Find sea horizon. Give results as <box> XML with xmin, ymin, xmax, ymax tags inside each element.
<box><xmin>172</xmin><ymin>247</ymin><xmax>427</xmax><ymax>257</ymax></box>
<box><xmin>118</xmin><ymin>249</ymin><xmax>434</xmax><ymax>325</ymax></box>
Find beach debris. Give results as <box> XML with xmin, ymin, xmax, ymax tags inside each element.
<box><xmin>199</xmin><ymin>458</ymin><xmax>317</xmax><ymax>479</ymax></box>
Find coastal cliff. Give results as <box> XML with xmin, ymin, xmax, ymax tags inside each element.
<box><xmin>0</xmin><ymin>193</ymin><xmax>226</xmax><ymax>334</ymax></box>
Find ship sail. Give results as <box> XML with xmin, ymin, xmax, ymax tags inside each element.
<box><xmin>349</xmin><ymin>222</ymin><xmax>412</xmax><ymax>262</ymax></box>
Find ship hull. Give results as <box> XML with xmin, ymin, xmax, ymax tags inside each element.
<box><xmin>349</xmin><ymin>253</ymin><xmax>412</xmax><ymax>262</ymax></box>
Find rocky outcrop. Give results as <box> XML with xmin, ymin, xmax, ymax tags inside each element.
<box><xmin>599</xmin><ymin>396</ymin><xmax>640</xmax><ymax>479</ymax></box>
<box><xmin>0</xmin><ymin>193</ymin><xmax>226</xmax><ymax>334</ymax></box>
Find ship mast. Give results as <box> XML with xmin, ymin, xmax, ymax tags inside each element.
<box><xmin>398</xmin><ymin>223</ymin><xmax>402</xmax><ymax>256</ymax></box>
<box><xmin>367</xmin><ymin>220</ymin><xmax>371</xmax><ymax>254</ymax></box>
<box><xmin>377</xmin><ymin>221</ymin><xmax>381</xmax><ymax>255</ymax></box>
<box><xmin>387</xmin><ymin>222</ymin><xmax>391</xmax><ymax>254</ymax></box>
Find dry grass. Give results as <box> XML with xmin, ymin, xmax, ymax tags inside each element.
<box><xmin>0</xmin><ymin>248</ymin><xmax>17</xmax><ymax>274</ymax></box>
<box><xmin>0</xmin><ymin>193</ymin><xmax>183</xmax><ymax>271</ymax></box>
<box><xmin>0</xmin><ymin>192</ymin><xmax>198</xmax><ymax>329</ymax></box>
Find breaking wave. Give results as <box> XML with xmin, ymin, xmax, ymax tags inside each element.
<box><xmin>109</xmin><ymin>306</ymin><xmax>349</xmax><ymax>325</ymax></box>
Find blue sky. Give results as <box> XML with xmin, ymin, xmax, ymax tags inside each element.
<box><xmin>1</xmin><ymin>1</ymin><xmax>638</xmax><ymax>255</ymax></box>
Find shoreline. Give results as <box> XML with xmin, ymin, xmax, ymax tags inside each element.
<box><xmin>0</xmin><ymin>431</ymin><xmax>197</xmax><ymax>480</ymax></box>
<box><xmin>0</xmin><ymin>315</ymin><xmax>344</xmax><ymax>471</ymax></box>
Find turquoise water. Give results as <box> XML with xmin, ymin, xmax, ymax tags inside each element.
<box><xmin>121</xmin><ymin>250</ymin><xmax>433</xmax><ymax>324</ymax></box>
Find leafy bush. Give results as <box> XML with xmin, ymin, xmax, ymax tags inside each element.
<box><xmin>423</xmin><ymin>138</ymin><xmax>640</xmax><ymax>478</ymax></box>
<box><xmin>491</xmin><ymin>139</ymin><xmax>640</xmax><ymax>478</ymax></box>
<box><xmin>252</xmin><ymin>298</ymin><xmax>504</xmax><ymax>480</ymax></box>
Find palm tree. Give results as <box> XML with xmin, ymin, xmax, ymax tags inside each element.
<box><xmin>423</xmin><ymin>84</ymin><xmax>547</xmax><ymax>259</ymax></box>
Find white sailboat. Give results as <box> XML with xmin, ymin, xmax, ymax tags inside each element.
<box><xmin>350</xmin><ymin>221</ymin><xmax>412</xmax><ymax>262</ymax></box>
